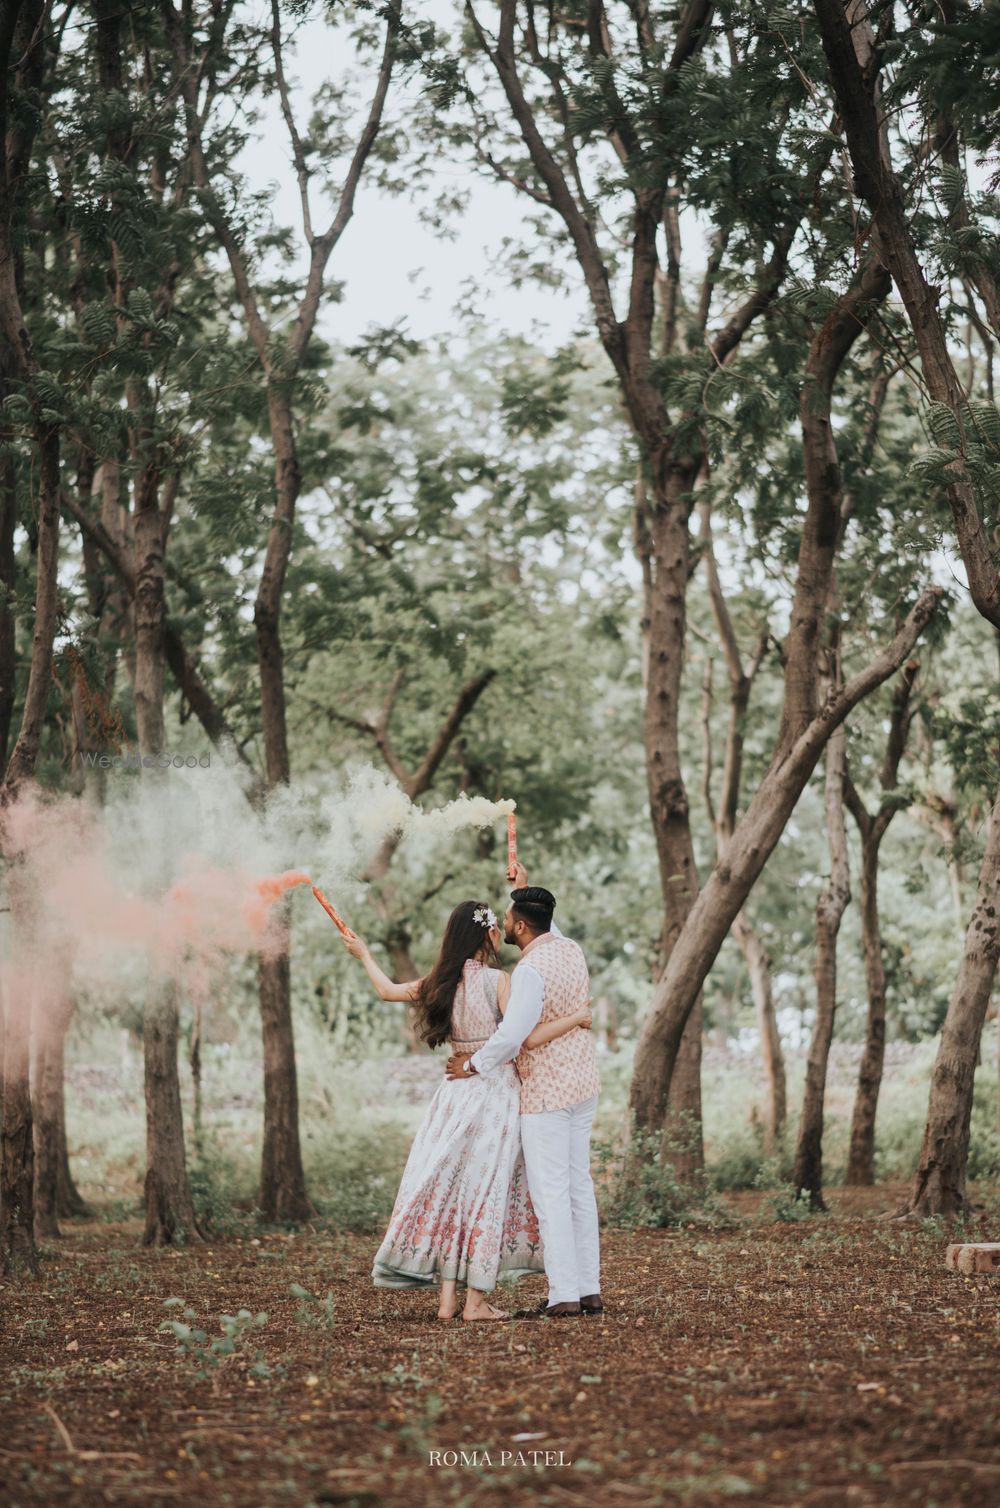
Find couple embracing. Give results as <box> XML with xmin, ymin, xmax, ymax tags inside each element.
<box><xmin>340</xmin><ymin>864</ymin><xmax>602</xmax><ymax>1322</ymax></box>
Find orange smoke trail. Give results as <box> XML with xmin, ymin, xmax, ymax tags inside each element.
<box><xmin>256</xmin><ymin>870</ymin><xmax>312</xmax><ymax>904</ymax></box>
<box><xmin>240</xmin><ymin>869</ymin><xmax>312</xmax><ymax>936</ymax></box>
<box><xmin>312</xmin><ymin>885</ymin><xmax>350</xmax><ymax>936</ymax></box>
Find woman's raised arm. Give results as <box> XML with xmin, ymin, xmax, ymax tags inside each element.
<box><xmin>341</xmin><ymin>929</ymin><xmax>422</xmax><ymax>1003</ymax></box>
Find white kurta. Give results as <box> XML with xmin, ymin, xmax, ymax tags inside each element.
<box><xmin>468</xmin><ymin>922</ymin><xmax>602</xmax><ymax>1307</ymax></box>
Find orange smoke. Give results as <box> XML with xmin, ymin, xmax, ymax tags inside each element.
<box><xmin>256</xmin><ymin>870</ymin><xmax>312</xmax><ymax>904</ymax></box>
<box><xmin>240</xmin><ymin>869</ymin><xmax>312</xmax><ymax>935</ymax></box>
<box><xmin>161</xmin><ymin>868</ymin><xmax>313</xmax><ymax>952</ymax></box>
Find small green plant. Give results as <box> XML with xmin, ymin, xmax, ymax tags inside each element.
<box><xmin>289</xmin><ymin>1281</ymin><xmax>336</xmax><ymax>1329</ymax></box>
<box><xmin>188</xmin><ymin>1145</ymin><xmax>259</xmax><ymax>1238</ymax></box>
<box><xmin>396</xmin><ymin>1392</ymin><xmax>443</xmax><ymax>1456</ymax></box>
<box><xmin>753</xmin><ymin>1165</ymin><xmax>814</xmax><ymax>1223</ymax></box>
<box><xmin>157</xmin><ymin>1298</ymin><xmax>271</xmax><ymax>1380</ymax></box>
<box><xmin>708</xmin><ymin>1126</ymin><xmax>787</xmax><ymax>1192</ymax></box>
<box><xmin>383</xmin><ymin>1360</ymin><xmax>427</xmax><ymax>1389</ymax></box>
<box><xmin>594</xmin><ymin>1126</ymin><xmax>731</xmax><ymax>1229</ymax></box>
<box><xmin>751</xmin><ymin>1153</ymin><xmax>789</xmax><ymax>1192</ymax></box>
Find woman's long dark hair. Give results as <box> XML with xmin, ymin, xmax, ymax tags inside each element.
<box><xmin>413</xmin><ymin>900</ymin><xmax>499</xmax><ymax>1049</ymax></box>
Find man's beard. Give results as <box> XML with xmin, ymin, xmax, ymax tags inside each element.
<box><xmin>503</xmin><ymin>925</ymin><xmax>516</xmax><ymax>945</ymax></box>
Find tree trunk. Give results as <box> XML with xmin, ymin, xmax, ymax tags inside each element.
<box><xmin>258</xmin><ymin>914</ymin><xmax>314</xmax><ymax>1222</ymax></box>
<box><xmin>843</xmin><ymin>661</ymin><xmax>918</xmax><ymax>1184</ymax></box>
<box><xmin>634</xmin><ymin>472</ymin><xmax>704</xmax><ymax>1178</ymax></box>
<box><xmin>134</xmin><ymin>468</ymin><xmax>201</xmax><ymax>1245</ymax></box>
<box><xmin>70</xmin><ymin>459</ymin><xmax>129</xmax><ymax>795</ymax></box>
<box><xmin>894</xmin><ymin>788</ymin><xmax>1000</xmax><ymax>1217</ymax></box>
<box><xmin>0</xmin><ymin>440</ymin><xmax>16</xmax><ymax>772</ymax></box>
<box><xmin>629</xmin><ymin>589</ymin><xmax>940</xmax><ymax>1144</ymax></box>
<box><xmin>254</xmin><ymin>394</ymin><xmax>313</xmax><ymax>1222</ymax></box>
<box><xmin>131</xmin><ymin>468</ymin><xmax>166</xmax><ymax>755</ymax></box>
<box><xmin>30</xmin><ymin>962</ymin><xmax>77</xmax><ymax>1239</ymax></box>
<box><xmin>189</xmin><ymin>1003</ymin><xmax>203</xmax><ymax>1161</ymax></box>
<box><xmin>630</xmin><ymin>253</ymin><xmax>897</xmax><ymax>1122</ymax></box>
<box><xmin>167</xmin><ymin>0</ymin><xmax>399</xmax><ymax>1222</ymax></box>
<box><xmin>662</xmin><ymin>996</ymin><xmax>704</xmax><ymax>1180</ymax></box>
<box><xmin>0</xmin><ymin>419</ymin><xmax>60</xmax><ymax>1282</ymax></box>
<box><xmin>793</xmin><ymin>715</ymin><xmax>851</xmax><ymax>1209</ymax></box>
<box><xmin>56</xmin><ymin>1064</ymin><xmax>90</xmax><ymax>1220</ymax></box>
<box><xmin>0</xmin><ymin>0</ymin><xmax>56</xmax><ymax>1279</ymax></box>
<box><xmin>0</xmin><ymin>948</ymin><xmax>38</xmax><ymax>1274</ymax></box>
<box><xmin>31</xmin><ymin>1032</ymin><xmax>61</xmax><ymax>1239</ymax></box>
<box><xmin>844</xmin><ymin>833</ymin><xmax>887</xmax><ymax>1185</ymax></box>
<box><xmin>595</xmin><ymin>993</ymin><xmax>619</xmax><ymax>1053</ymax></box>
<box><xmin>698</xmin><ymin>497</ymin><xmax>785</xmax><ymax>1148</ymax></box>
<box><xmin>732</xmin><ymin>908</ymin><xmax>786</xmax><ymax>1146</ymax></box>
<box><xmin>143</xmin><ymin>982</ymin><xmax>200</xmax><ymax>1244</ymax></box>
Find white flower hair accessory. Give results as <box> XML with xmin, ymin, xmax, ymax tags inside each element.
<box><xmin>473</xmin><ymin>906</ymin><xmax>498</xmax><ymax>929</ymax></box>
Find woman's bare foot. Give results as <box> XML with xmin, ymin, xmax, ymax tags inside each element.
<box><xmin>437</xmin><ymin>1279</ymin><xmax>459</xmax><ymax>1320</ymax></box>
<box><xmin>462</xmin><ymin>1295</ymin><xmax>509</xmax><ymax>1321</ymax></box>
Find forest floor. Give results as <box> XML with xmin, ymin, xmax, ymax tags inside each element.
<box><xmin>1</xmin><ymin>1184</ymin><xmax>998</xmax><ymax>1508</ymax></box>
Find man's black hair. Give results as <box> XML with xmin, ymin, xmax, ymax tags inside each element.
<box><xmin>510</xmin><ymin>885</ymin><xmax>555</xmax><ymax>934</ymax></box>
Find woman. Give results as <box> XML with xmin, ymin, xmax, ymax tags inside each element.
<box><xmin>340</xmin><ymin>900</ymin><xmax>592</xmax><ymax>1321</ymax></box>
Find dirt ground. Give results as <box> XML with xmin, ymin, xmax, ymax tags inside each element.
<box><xmin>1</xmin><ymin>1182</ymin><xmax>998</xmax><ymax>1508</ymax></box>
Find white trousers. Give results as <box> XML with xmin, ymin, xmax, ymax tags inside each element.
<box><xmin>520</xmin><ymin>1094</ymin><xmax>600</xmax><ymax>1306</ymax></box>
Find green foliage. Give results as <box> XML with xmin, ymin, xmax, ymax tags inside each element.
<box><xmin>158</xmin><ymin>1301</ymin><xmax>272</xmax><ymax>1380</ymax></box>
<box><xmin>289</xmin><ymin>1282</ymin><xmax>337</xmax><ymax>1329</ymax></box>
<box><xmin>594</xmin><ymin>1128</ymin><xmax>731</xmax><ymax>1230</ymax></box>
<box><xmin>188</xmin><ymin>1144</ymin><xmax>260</xmax><ymax>1239</ymax></box>
<box><xmin>709</xmin><ymin>1128</ymin><xmax>792</xmax><ymax>1192</ymax></box>
<box><xmin>754</xmin><ymin>1165</ymin><xmax>814</xmax><ymax>1223</ymax></box>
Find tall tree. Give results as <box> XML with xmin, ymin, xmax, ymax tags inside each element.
<box><xmin>458</xmin><ymin>0</ymin><xmax>829</xmax><ymax>1173</ymax></box>
<box><xmin>0</xmin><ymin>0</ymin><xmax>61</xmax><ymax>1276</ymax></box>
<box><xmin>813</xmin><ymin>0</ymin><xmax>1000</xmax><ymax>1216</ymax></box>
<box><xmin>843</xmin><ymin>661</ymin><xmax>919</xmax><ymax>1186</ymax></box>
<box><xmin>165</xmin><ymin>0</ymin><xmax>402</xmax><ymax>1218</ymax></box>
<box><xmin>792</xmin><ymin>675</ymin><xmax>850</xmax><ymax>1209</ymax></box>
<box><xmin>697</xmin><ymin>499</ymin><xmax>785</xmax><ymax>1145</ymax></box>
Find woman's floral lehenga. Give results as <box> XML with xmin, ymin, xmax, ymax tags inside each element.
<box><xmin>372</xmin><ymin>960</ymin><xmax>544</xmax><ymax>1293</ymax></box>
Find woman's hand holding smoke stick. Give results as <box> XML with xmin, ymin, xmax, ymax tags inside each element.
<box><xmin>340</xmin><ymin>928</ymin><xmax>368</xmax><ymax>960</ymax></box>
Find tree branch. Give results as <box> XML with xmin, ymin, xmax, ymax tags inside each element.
<box><xmin>270</xmin><ymin>0</ymin><xmax>315</xmax><ymax>246</ymax></box>
<box><xmin>471</xmin><ymin>0</ymin><xmax>621</xmax><ymax>349</ymax></box>
<box><xmin>61</xmin><ymin>489</ymin><xmax>259</xmax><ymax>787</ymax></box>
<box><xmin>292</xmin><ymin>0</ymin><xmax>401</xmax><ymax>363</ymax></box>
<box><xmin>408</xmin><ymin>669</ymin><xmax>497</xmax><ymax>797</ymax></box>
<box><xmin>813</xmin><ymin>0</ymin><xmax>1000</xmax><ymax>627</ymax></box>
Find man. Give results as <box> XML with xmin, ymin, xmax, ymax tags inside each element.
<box><xmin>446</xmin><ymin>866</ymin><xmax>602</xmax><ymax>1318</ymax></box>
